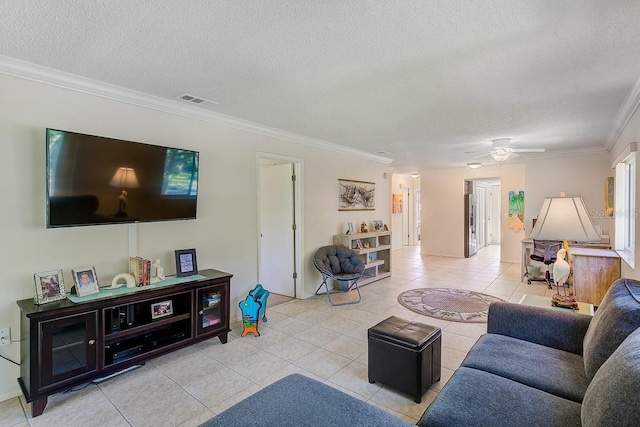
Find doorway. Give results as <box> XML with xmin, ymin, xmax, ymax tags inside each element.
<box><xmin>465</xmin><ymin>178</ymin><xmax>501</xmax><ymax>253</ymax></box>
<box><xmin>257</xmin><ymin>154</ymin><xmax>302</xmax><ymax>298</ymax></box>
<box><xmin>402</xmin><ymin>187</ymin><xmax>420</xmax><ymax>246</ymax></box>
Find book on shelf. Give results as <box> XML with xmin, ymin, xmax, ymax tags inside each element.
<box><xmin>205</xmin><ymin>294</ymin><xmax>221</xmax><ymax>307</ymax></box>
<box><xmin>129</xmin><ymin>256</ymin><xmax>153</xmax><ymax>287</ymax></box>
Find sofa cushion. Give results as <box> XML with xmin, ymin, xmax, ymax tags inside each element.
<box><xmin>583</xmin><ymin>278</ymin><xmax>640</xmax><ymax>380</ymax></box>
<box><xmin>582</xmin><ymin>327</ymin><xmax>640</xmax><ymax>427</ymax></box>
<box><xmin>417</xmin><ymin>367</ymin><xmax>582</xmax><ymax>427</ymax></box>
<box><xmin>487</xmin><ymin>301</ymin><xmax>591</xmax><ymax>354</ymax></box>
<box><xmin>199</xmin><ymin>373</ymin><xmax>414</xmax><ymax>427</ymax></box>
<box><xmin>462</xmin><ymin>334</ymin><xmax>588</xmax><ymax>402</ymax></box>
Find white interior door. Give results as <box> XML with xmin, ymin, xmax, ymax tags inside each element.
<box><xmin>259</xmin><ymin>162</ymin><xmax>295</xmax><ymax>297</ymax></box>
<box><xmin>403</xmin><ymin>187</ymin><xmax>412</xmax><ymax>245</ymax></box>
<box><xmin>476</xmin><ymin>185</ymin><xmax>487</xmax><ymax>249</ymax></box>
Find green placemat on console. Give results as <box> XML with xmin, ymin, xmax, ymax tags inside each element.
<box><xmin>67</xmin><ymin>274</ymin><xmax>206</xmax><ymax>303</ymax></box>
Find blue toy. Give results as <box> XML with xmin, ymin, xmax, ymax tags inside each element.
<box><xmin>239</xmin><ymin>284</ymin><xmax>270</xmax><ymax>337</ymax></box>
<box><xmin>249</xmin><ymin>284</ymin><xmax>269</xmax><ymax>323</ymax></box>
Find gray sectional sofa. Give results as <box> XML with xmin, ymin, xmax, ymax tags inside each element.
<box><xmin>201</xmin><ymin>278</ymin><xmax>640</xmax><ymax>427</ymax></box>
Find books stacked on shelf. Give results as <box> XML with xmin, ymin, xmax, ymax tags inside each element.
<box><xmin>204</xmin><ymin>294</ymin><xmax>221</xmax><ymax>307</ymax></box>
<box><xmin>129</xmin><ymin>257</ymin><xmax>153</xmax><ymax>287</ymax></box>
<box><xmin>202</xmin><ymin>314</ymin><xmax>221</xmax><ymax>328</ymax></box>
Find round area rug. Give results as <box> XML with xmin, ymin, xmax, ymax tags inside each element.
<box><xmin>397</xmin><ymin>288</ymin><xmax>505</xmax><ymax>323</ymax></box>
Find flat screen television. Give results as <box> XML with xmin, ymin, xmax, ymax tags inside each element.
<box><xmin>46</xmin><ymin>128</ymin><xmax>199</xmax><ymax>228</ymax></box>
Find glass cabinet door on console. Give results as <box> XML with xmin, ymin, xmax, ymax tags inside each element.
<box><xmin>40</xmin><ymin>311</ymin><xmax>98</xmax><ymax>389</ymax></box>
<box><xmin>196</xmin><ymin>284</ymin><xmax>228</xmax><ymax>339</ymax></box>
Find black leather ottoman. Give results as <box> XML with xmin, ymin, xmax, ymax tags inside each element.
<box><xmin>368</xmin><ymin>316</ymin><xmax>441</xmax><ymax>403</ymax></box>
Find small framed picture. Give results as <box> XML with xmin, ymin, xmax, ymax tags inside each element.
<box><xmin>372</xmin><ymin>220</ymin><xmax>383</xmax><ymax>231</ymax></box>
<box><xmin>151</xmin><ymin>300</ymin><xmax>173</xmax><ymax>319</ymax></box>
<box><xmin>33</xmin><ymin>269</ymin><xmax>66</xmax><ymax>305</ymax></box>
<box><xmin>347</xmin><ymin>222</ymin><xmax>355</xmax><ymax>234</ymax></box>
<box><xmin>72</xmin><ymin>267</ymin><xmax>100</xmax><ymax>297</ymax></box>
<box><xmin>175</xmin><ymin>248</ymin><xmax>198</xmax><ymax>277</ymax></box>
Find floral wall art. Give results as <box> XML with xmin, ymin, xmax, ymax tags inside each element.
<box><xmin>338</xmin><ymin>179</ymin><xmax>375</xmax><ymax>211</ymax></box>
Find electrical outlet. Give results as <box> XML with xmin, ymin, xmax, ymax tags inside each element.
<box><xmin>0</xmin><ymin>327</ymin><xmax>10</xmax><ymax>347</ymax></box>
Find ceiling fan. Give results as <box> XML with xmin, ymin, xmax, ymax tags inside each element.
<box><xmin>469</xmin><ymin>138</ymin><xmax>545</xmax><ymax>162</ymax></box>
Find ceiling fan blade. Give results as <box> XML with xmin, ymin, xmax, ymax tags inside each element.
<box><xmin>472</xmin><ymin>152</ymin><xmax>493</xmax><ymax>159</ymax></box>
<box><xmin>511</xmin><ymin>148</ymin><xmax>545</xmax><ymax>153</ymax></box>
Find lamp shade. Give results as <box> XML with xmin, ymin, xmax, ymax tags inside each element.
<box><xmin>530</xmin><ymin>197</ymin><xmax>599</xmax><ymax>242</ymax></box>
<box><xmin>109</xmin><ymin>167</ymin><xmax>139</xmax><ymax>189</ymax></box>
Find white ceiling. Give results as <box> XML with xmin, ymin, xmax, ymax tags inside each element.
<box><xmin>2</xmin><ymin>1</ymin><xmax>640</xmax><ymax>171</ymax></box>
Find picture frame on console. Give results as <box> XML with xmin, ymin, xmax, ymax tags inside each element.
<box><xmin>33</xmin><ymin>269</ymin><xmax>66</xmax><ymax>305</ymax></box>
<box><xmin>151</xmin><ymin>300</ymin><xmax>173</xmax><ymax>319</ymax></box>
<box><xmin>175</xmin><ymin>248</ymin><xmax>198</xmax><ymax>277</ymax></box>
<box><xmin>72</xmin><ymin>266</ymin><xmax>100</xmax><ymax>297</ymax></box>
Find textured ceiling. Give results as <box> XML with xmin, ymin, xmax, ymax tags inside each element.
<box><xmin>2</xmin><ymin>1</ymin><xmax>640</xmax><ymax>171</ymax></box>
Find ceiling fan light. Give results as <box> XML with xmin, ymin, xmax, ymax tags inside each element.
<box><xmin>467</xmin><ymin>162</ymin><xmax>482</xmax><ymax>169</ymax></box>
<box><xmin>491</xmin><ymin>152</ymin><xmax>511</xmax><ymax>162</ymax></box>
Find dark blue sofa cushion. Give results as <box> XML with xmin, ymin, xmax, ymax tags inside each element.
<box><xmin>461</xmin><ymin>333</ymin><xmax>588</xmax><ymax>403</ymax></box>
<box><xmin>487</xmin><ymin>301</ymin><xmax>591</xmax><ymax>355</ymax></box>
<box><xmin>199</xmin><ymin>373</ymin><xmax>414</xmax><ymax>427</ymax></box>
<box><xmin>583</xmin><ymin>278</ymin><xmax>640</xmax><ymax>380</ymax></box>
<box><xmin>582</xmin><ymin>327</ymin><xmax>640</xmax><ymax>426</ymax></box>
<box><xmin>417</xmin><ymin>367</ymin><xmax>581</xmax><ymax>427</ymax></box>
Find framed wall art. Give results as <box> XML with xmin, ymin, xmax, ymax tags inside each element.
<box><xmin>605</xmin><ymin>176</ymin><xmax>614</xmax><ymax>217</ymax></box>
<box><xmin>33</xmin><ymin>269</ymin><xmax>66</xmax><ymax>304</ymax></box>
<box><xmin>392</xmin><ymin>193</ymin><xmax>403</xmax><ymax>213</ymax></box>
<box><xmin>71</xmin><ymin>267</ymin><xmax>100</xmax><ymax>297</ymax></box>
<box><xmin>338</xmin><ymin>179</ymin><xmax>375</xmax><ymax>211</ymax></box>
<box><xmin>175</xmin><ymin>248</ymin><xmax>198</xmax><ymax>277</ymax></box>
<box><xmin>151</xmin><ymin>300</ymin><xmax>173</xmax><ymax>319</ymax></box>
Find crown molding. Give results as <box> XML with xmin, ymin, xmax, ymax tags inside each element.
<box><xmin>522</xmin><ymin>145</ymin><xmax>608</xmax><ymax>160</ymax></box>
<box><xmin>606</xmin><ymin>75</ymin><xmax>640</xmax><ymax>150</ymax></box>
<box><xmin>0</xmin><ymin>55</ymin><xmax>393</xmax><ymax>164</ymax></box>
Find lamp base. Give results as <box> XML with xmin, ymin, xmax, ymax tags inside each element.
<box><xmin>551</xmin><ymin>294</ymin><xmax>578</xmax><ymax>309</ymax></box>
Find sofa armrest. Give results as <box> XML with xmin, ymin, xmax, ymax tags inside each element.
<box><xmin>487</xmin><ymin>302</ymin><xmax>592</xmax><ymax>355</ymax></box>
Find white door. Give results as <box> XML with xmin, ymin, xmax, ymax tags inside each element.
<box><xmin>259</xmin><ymin>163</ymin><xmax>295</xmax><ymax>297</ymax></box>
<box><xmin>403</xmin><ymin>187</ymin><xmax>411</xmax><ymax>245</ymax></box>
<box><xmin>476</xmin><ymin>185</ymin><xmax>487</xmax><ymax>249</ymax></box>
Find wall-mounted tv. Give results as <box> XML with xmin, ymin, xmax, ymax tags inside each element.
<box><xmin>46</xmin><ymin>128</ymin><xmax>199</xmax><ymax>228</ymax></box>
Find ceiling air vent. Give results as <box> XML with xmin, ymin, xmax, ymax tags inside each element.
<box><xmin>175</xmin><ymin>93</ymin><xmax>219</xmax><ymax>107</ymax></box>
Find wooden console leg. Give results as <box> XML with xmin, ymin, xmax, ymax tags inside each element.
<box><xmin>218</xmin><ymin>333</ymin><xmax>228</xmax><ymax>344</ymax></box>
<box><xmin>32</xmin><ymin>397</ymin><xmax>47</xmax><ymax>417</ymax></box>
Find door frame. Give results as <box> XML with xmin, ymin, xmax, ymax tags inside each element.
<box><xmin>256</xmin><ymin>152</ymin><xmax>304</xmax><ymax>299</ymax></box>
<box><xmin>465</xmin><ymin>178</ymin><xmax>502</xmax><ymax>251</ymax></box>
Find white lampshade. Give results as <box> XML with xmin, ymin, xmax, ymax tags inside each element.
<box><xmin>530</xmin><ymin>197</ymin><xmax>600</xmax><ymax>242</ymax></box>
<box><xmin>109</xmin><ymin>167</ymin><xmax>139</xmax><ymax>189</ymax></box>
<box><xmin>467</xmin><ymin>162</ymin><xmax>482</xmax><ymax>169</ymax></box>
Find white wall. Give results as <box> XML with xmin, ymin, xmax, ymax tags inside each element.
<box><xmin>0</xmin><ymin>73</ymin><xmax>390</xmax><ymax>400</ymax></box>
<box><xmin>420</xmin><ymin>164</ymin><xmax>525</xmax><ymax>263</ymax></box>
<box><xmin>524</xmin><ymin>153</ymin><xmax>613</xmax><ymax>239</ymax></box>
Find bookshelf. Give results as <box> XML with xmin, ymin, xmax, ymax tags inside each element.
<box><xmin>333</xmin><ymin>231</ymin><xmax>391</xmax><ymax>286</ymax></box>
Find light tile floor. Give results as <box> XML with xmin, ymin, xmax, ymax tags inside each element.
<box><xmin>1</xmin><ymin>245</ymin><xmax>561</xmax><ymax>427</ymax></box>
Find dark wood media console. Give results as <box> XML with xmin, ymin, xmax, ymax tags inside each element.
<box><xmin>17</xmin><ymin>269</ymin><xmax>232</xmax><ymax>417</ymax></box>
